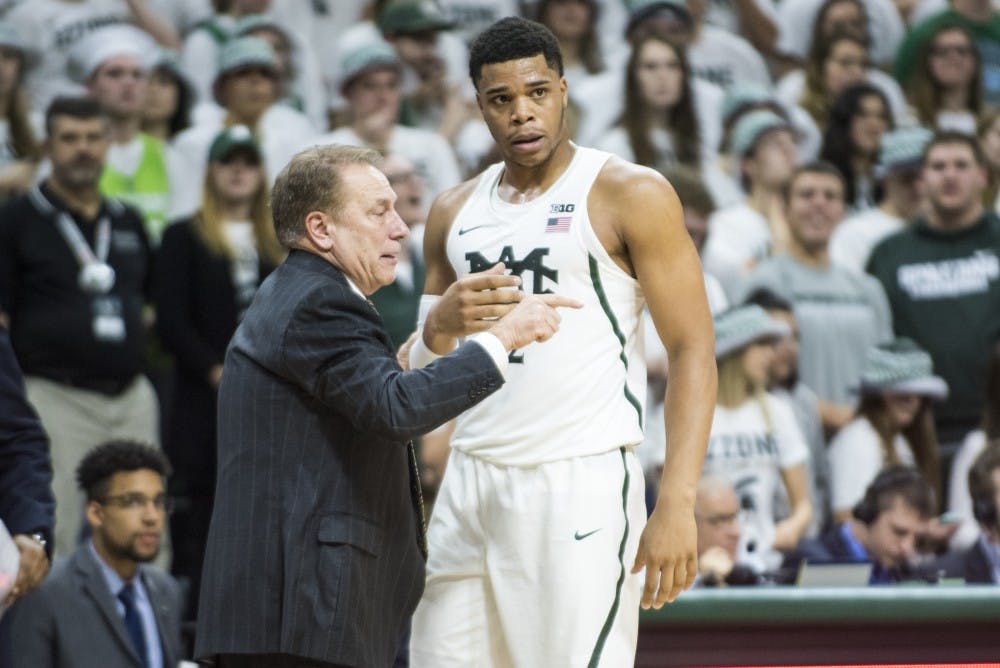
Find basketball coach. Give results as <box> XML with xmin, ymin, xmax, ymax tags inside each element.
<box><xmin>194</xmin><ymin>145</ymin><xmax>579</xmax><ymax>668</ymax></box>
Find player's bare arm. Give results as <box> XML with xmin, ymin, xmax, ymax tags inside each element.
<box><xmin>420</xmin><ymin>179</ymin><xmax>525</xmax><ymax>354</ymax></box>
<box><xmin>590</xmin><ymin>157</ymin><xmax>717</xmax><ymax>609</ymax></box>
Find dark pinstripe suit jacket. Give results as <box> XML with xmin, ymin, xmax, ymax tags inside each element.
<box><xmin>194</xmin><ymin>250</ymin><xmax>503</xmax><ymax>667</ymax></box>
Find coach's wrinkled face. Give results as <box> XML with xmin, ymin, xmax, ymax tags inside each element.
<box><xmin>475</xmin><ymin>53</ymin><xmax>568</xmax><ymax>169</ymax></box>
<box><xmin>327</xmin><ymin>163</ymin><xmax>409</xmax><ymax>295</ymax></box>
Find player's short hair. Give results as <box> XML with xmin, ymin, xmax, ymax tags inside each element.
<box><xmin>468</xmin><ymin>17</ymin><xmax>563</xmax><ymax>89</ymax></box>
<box><xmin>271</xmin><ymin>144</ymin><xmax>384</xmax><ymax>248</ymax></box>
<box><xmin>922</xmin><ymin>130</ymin><xmax>987</xmax><ymax>169</ymax></box>
<box><xmin>45</xmin><ymin>96</ymin><xmax>106</xmax><ymax>137</ymax></box>
<box><xmin>76</xmin><ymin>440</ymin><xmax>171</xmax><ymax>502</ymax></box>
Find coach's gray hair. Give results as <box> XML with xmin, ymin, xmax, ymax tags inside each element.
<box><xmin>271</xmin><ymin>144</ymin><xmax>384</xmax><ymax>248</ymax></box>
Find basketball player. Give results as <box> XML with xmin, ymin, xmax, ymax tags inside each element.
<box><xmin>407</xmin><ymin>17</ymin><xmax>717</xmax><ymax>667</ymax></box>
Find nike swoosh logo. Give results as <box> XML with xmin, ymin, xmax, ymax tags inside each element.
<box><xmin>574</xmin><ymin>529</ymin><xmax>601</xmax><ymax>541</ymax></box>
<box><xmin>458</xmin><ymin>225</ymin><xmax>488</xmax><ymax>235</ymax></box>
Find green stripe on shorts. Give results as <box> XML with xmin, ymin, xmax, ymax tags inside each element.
<box><xmin>588</xmin><ymin>447</ymin><xmax>630</xmax><ymax>667</ymax></box>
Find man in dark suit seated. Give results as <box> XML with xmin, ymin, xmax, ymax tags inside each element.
<box><xmin>10</xmin><ymin>440</ymin><xmax>183</xmax><ymax>668</ymax></box>
<box><xmin>784</xmin><ymin>466</ymin><xmax>937</xmax><ymax>584</ymax></box>
<box><xmin>964</xmin><ymin>447</ymin><xmax>1000</xmax><ymax>584</ymax></box>
<box><xmin>195</xmin><ymin>144</ymin><xmax>579</xmax><ymax>668</ymax></box>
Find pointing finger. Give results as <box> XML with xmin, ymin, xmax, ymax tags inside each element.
<box><xmin>538</xmin><ymin>294</ymin><xmax>584</xmax><ymax>309</ymax></box>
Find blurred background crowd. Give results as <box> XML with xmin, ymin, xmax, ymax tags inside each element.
<box><xmin>2</xmin><ymin>0</ymin><xmax>1000</xmax><ymax>661</ymax></box>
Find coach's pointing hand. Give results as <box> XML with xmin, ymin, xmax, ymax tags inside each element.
<box><xmin>423</xmin><ymin>263</ymin><xmax>523</xmax><ymax>353</ymax></box>
<box><xmin>489</xmin><ymin>294</ymin><xmax>583</xmax><ymax>351</ymax></box>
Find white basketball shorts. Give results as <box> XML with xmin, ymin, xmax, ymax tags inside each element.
<box><xmin>410</xmin><ymin>446</ymin><xmax>645</xmax><ymax>667</ymax></box>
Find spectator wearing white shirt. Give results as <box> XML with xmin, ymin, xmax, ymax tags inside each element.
<box><xmin>316</xmin><ymin>39</ymin><xmax>461</xmax><ymax>206</ymax></box>
<box><xmin>684</xmin><ymin>0</ymin><xmax>772</xmax><ymax>91</ymax></box>
<box><xmin>179</xmin><ymin>0</ymin><xmax>272</xmax><ymax>105</ymax></box>
<box><xmin>595</xmin><ymin>34</ymin><xmax>709</xmax><ymax>173</ymax></box>
<box><xmin>828</xmin><ymin>340</ymin><xmax>948</xmax><ymax>521</ymax></box>
<box><xmin>704</xmin><ymin>304</ymin><xmax>813</xmax><ymax>573</ymax></box>
<box><xmin>6</xmin><ymin>0</ymin><xmax>179</xmax><ymax>113</ymax></box>
<box><xmin>377</xmin><ymin>0</ymin><xmax>477</xmax><ymax>145</ymax></box>
<box><xmin>703</xmin><ymin>110</ymin><xmax>799</xmax><ymax>300</ymax></box>
<box><xmin>171</xmin><ymin>36</ymin><xmax>315</xmax><ymax>220</ymax></box>
<box><xmin>234</xmin><ymin>14</ymin><xmax>328</xmax><ymax>131</ymax></box>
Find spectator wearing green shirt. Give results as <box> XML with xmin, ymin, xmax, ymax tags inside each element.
<box><xmin>894</xmin><ymin>0</ymin><xmax>1000</xmax><ymax>105</ymax></box>
<box><xmin>866</xmin><ymin>131</ymin><xmax>1000</xmax><ymax>453</ymax></box>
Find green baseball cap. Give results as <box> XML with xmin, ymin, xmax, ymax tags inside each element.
<box><xmin>378</xmin><ymin>0</ymin><xmax>455</xmax><ymax>36</ymax></box>
<box><xmin>208</xmin><ymin>124</ymin><xmax>261</xmax><ymax>162</ymax></box>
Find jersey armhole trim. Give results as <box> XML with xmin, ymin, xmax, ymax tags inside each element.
<box><xmin>588</xmin><ymin>253</ymin><xmax>643</xmax><ymax>429</ymax></box>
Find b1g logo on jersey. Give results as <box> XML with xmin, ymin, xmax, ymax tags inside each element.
<box><xmin>549</xmin><ymin>203</ymin><xmax>575</xmax><ymax>213</ymax></box>
<box><xmin>466</xmin><ymin>245</ymin><xmax>558</xmax><ymax>363</ymax></box>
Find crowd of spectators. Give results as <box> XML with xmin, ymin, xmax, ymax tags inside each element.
<box><xmin>1</xmin><ymin>0</ymin><xmax>1000</xmax><ymax>662</ymax></box>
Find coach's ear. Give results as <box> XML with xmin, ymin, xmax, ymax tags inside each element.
<box><xmin>302</xmin><ymin>210</ymin><xmax>335</xmax><ymax>252</ymax></box>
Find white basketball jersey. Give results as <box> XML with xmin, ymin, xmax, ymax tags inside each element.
<box><xmin>446</xmin><ymin>145</ymin><xmax>647</xmax><ymax>466</ymax></box>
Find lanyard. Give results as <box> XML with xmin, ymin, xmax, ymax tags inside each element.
<box><xmin>55</xmin><ymin>210</ymin><xmax>110</xmax><ymax>268</ymax></box>
<box><xmin>30</xmin><ymin>185</ymin><xmax>116</xmax><ymax>295</ymax></box>
<box><xmin>30</xmin><ymin>185</ymin><xmax>111</xmax><ymax>268</ymax></box>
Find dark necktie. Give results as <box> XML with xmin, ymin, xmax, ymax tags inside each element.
<box><xmin>118</xmin><ymin>583</ymin><xmax>149</xmax><ymax>667</ymax></box>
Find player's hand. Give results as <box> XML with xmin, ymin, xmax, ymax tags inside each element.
<box><xmin>632</xmin><ymin>502</ymin><xmax>697</xmax><ymax>609</ymax></box>
<box><xmin>5</xmin><ymin>534</ymin><xmax>49</xmax><ymax>605</ymax></box>
<box><xmin>423</xmin><ymin>263</ymin><xmax>524</xmax><ymax>352</ymax></box>
<box><xmin>488</xmin><ymin>293</ymin><xmax>582</xmax><ymax>351</ymax></box>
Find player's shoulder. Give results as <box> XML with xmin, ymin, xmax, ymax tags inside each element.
<box><xmin>425</xmin><ymin>174</ymin><xmax>483</xmax><ymax>235</ymax></box>
<box><xmin>591</xmin><ymin>153</ymin><xmax>678</xmax><ymax>206</ymax></box>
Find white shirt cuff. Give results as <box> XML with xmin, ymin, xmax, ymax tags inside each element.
<box><xmin>408</xmin><ymin>331</ymin><xmax>451</xmax><ymax>369</ymax></box>
<box><xmin>468</xmin><ymin>332</ymin><xmax>509</xmax><ymax>377</ymax></box>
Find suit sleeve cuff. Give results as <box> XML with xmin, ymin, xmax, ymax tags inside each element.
<box><xmin>467</xmin><ymin>332</ymin><xmax>508</xmax><ymax>377</ymax></box>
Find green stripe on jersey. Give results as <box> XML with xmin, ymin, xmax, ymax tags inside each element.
<box><xmin>587</xmin><ymin>254</ymin><xmax>643</xmax><ymax>428</ymax></box>
<box><xmin>588</xmin><ymin>447</ymin><xmax>630</xmax><ymax>667</ymax></box>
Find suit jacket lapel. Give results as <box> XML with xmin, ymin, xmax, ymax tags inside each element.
<box><xmin>74</xmin><ymin>547</ymin><xmax>142</xmax><ymax>667</ymax></box>
<box><xmin>141</xmin><ymin>567</ymin><xmax>176</xmax><ymax>666</ymax></box>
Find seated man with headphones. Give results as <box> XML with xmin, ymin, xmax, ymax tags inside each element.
<box><xmin>784</xmin><ymin>467</ymin><xmax>937</xmax><ymax>584</ymax></box>
<box><xmin>965</xmin><ymin>447</ymin><xmax>1000</xmax><ymax>584</ymax></box>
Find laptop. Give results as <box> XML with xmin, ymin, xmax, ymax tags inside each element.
<box><xmin>796</xmin><ymin>561</ymin><xmax>872</xmax><ymax>587</ymax></box>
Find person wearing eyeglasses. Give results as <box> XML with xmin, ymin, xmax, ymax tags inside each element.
<box><xmin>9</xmin><ymin>440</ymin><xmax>183</xmax><ymax>668</ymax></box>
<box><xmin>694</xmin><ymin>476</ymin><xmax>763</xmax><ymax>586</ymax></box>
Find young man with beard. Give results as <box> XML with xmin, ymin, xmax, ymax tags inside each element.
<box><xmin>867</xmin><ymin>131</ymin><xmax>1000</xmax><ymax>449</ymax></box>
<box><xmin>408</xmin><ymin>17</ymin><xmax>716</xmax><ymax>667</ymax></box>
<box><xmin>9</xmin><ymin>440</ymin><xmax>182</xmax><ymax>668</ymax></box>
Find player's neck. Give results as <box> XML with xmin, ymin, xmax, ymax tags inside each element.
<box><xmin>498</xmin><ymin>140</ymin><xmax>574</xmax><ymax>204</ymax></box>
